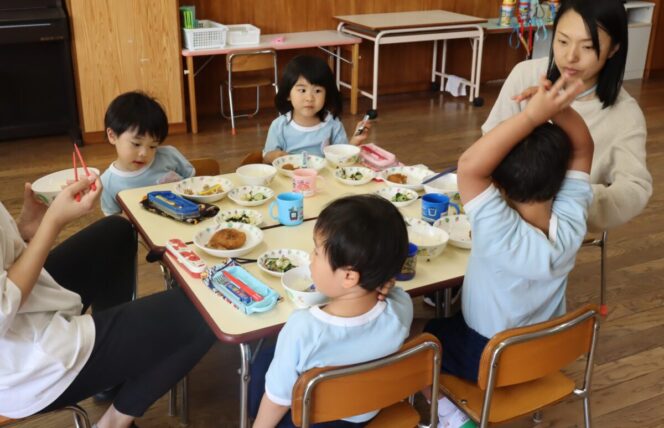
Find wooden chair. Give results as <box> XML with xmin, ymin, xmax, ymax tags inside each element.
<box><xmin>440</xmin><ymin>304</ymin><xmax>600</xmax><ymax>428</ymax></box>
<box><xmin>190</xmin><ymin>157</ymin><xmax>220</xmax><ymax>176</ymax></box>
<box><xmin>220</xmin><ymin>49</ymin><xmax>278</xmax><ymax>135</ymax></box>
<box><xmin>291</xmin><ymin>333</ymin><xmax>442</xmax><ymax>428</ymax></box>
<box><xmin>239</xmin><ymin>150</ymin><xmax>264</xmax><ymax>166</ymax></box>
<box><xmin>0</xmin><ymin>404</ymin><xmax>91</xmax><ymax>427</ymax></box>
<box><xmin>583</xmin><ymin>231</ymin><xmax>609</xmax><ymax>316</ymax></box>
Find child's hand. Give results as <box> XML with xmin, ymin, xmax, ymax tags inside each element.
<box><xmin>349</xmin><ymin>120</ymin><xmax>371</xmax><ymax>146</ymax></box>
<box><xmin>17</xmin><ymin>182</ymin><xmax>48</xmax><ymax>241</ymax></box>
<box><xmin>376</xmin><ymin>278</ymin><xmax>395</xmax><ymax>301</ymax></box>
<box><xmin>523</xmin><ymin>75</ymin><xmax>584</xmax><ymax>126</ymax></box>
<box><xmin>45</xmin><ymin>176</ymin><xmax>102</xmax><ymax>229</ymax></box>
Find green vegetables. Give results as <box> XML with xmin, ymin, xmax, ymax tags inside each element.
<box><xmin>243</xmin><ymin>192</ymin><xmax>266</xmax><ymax>202</ymax></box>
<box><xmin>264</xmin><ymin>256</ymin><xmax>296</xmax><ymax>273</ymax></box>
<box><xmin>225</xmin><ymin>214</ymin><xmax>251</xmax><ymax>223</ymax></box>
<box><xmin>391</xmin><ymin>192</ymin><xmax>413</xmax><ymax>202</ymax></box>
<box><xmin>340</xmin><ymin>169</ymin><xmax>363</xmax><ymax>181</ymax></box>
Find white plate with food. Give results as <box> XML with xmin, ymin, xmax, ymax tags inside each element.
<box><xmin>32</xmin><ymin>167</ymin><xmax>100</xmax><ymax>205</ymax></box>
<box><xmin>193</xmin><ymin>222</ymin><xmax>263</xmax><ymax>258</ymax></box>
<box><xmin>174</xmin><ymin>176</ymin><xmax>233</xmax><ymax>203</ymax></box>
<box><xmin>404</xmin><ymin>217</ymin><xmax>449</xmax><ymax>259</ymax></box>
<box><xmin>323</xmin><ymin>144</ymin><xmax>360</xmax><ymax>167</ymax></box>
<box><xmin>215</xmin><ymin>208</ymin><xmax>263</xmax><ymax>226</ymax></box>
<box><xmin>378</xmin><ymin>166</ymin><xmax>433</xmax><ymax>191</ymax></box>
<box><xmin>433</xmin><ymin>214</ymin><xmax>472</xmax><ymax>249</ymax></box>
<box><xmin>333</xmin><ymin>166</ymin><xmax>375</xmax><ymax>186</ymax></box>
<box><xmin>228</xmin><ymin>186</ymin><xmax>274</xmax><ymax>206</ymax></box>
<box><xmin>375</xmin><ymin>186</ymin><xmax>419</xmax><ymax>208</ymax></box>
<box><xmin>257</xmin><ymin>249</ymin><xmax>311</xmax><ymax>277</ymax></box>
<box><xmin>272</xmin><ymin>154</ymin><xmax>326</xmax><ymax>177</ymax></box>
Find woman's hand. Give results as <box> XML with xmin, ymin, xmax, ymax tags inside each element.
<box><xmin>17</xmin><ymin>182</ymin><xmax>48</xmax><ymax>242</ymax></box>
<box><xmin>44</xmin><ymin>175</ymin><xmax>102</xmax><ymax>230</ymax></box>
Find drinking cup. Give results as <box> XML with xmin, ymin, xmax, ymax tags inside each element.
<box><xmin>396</xmin><ymin>243</ymin><xmax>418</xmax><ymax>281</ymax></box>
<box><xmin>421</xmin><ymin>193</ymin><xmax>460</xmax><ymax>224</ymax></box>
<box><xmin>269</xmin><ymin>192</ymin><xmax>304</xmax><ymax>226</ymax></box>
<box><xmin>292</xmin><ymin>168</ymin><xmax>325</xmax><ymax>197</ymax></box>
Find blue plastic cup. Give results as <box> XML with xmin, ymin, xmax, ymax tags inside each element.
<box><xmin>269</xmin><ymin>192</ymin><xmax>304</xmax><ymax>226</ymax></box>
<box><xmin>421</xmin><ymin>193</ymin><xmax>460</xmax><ymax>224</ymax></box>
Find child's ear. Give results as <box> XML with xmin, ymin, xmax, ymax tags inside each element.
<box><xmin>106</xmin><ymin>128</ymin><xmax>118</xmax><ymax>144</ymax></box>
<box><xmin>341</xmin><ymin>269</ymin><xmax>360</xmax><ymax>289</ymax></box>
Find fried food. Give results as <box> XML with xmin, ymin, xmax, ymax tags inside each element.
<box><xmin>387</xmin><ymin>173</ymin><xmax>408</xmax><ymax>184</ymax></box>
<box><xmin>282</xmin><ymin>163</ymin><xmax>296</xmax><ymax>171</ymax></box>
<box><xmin>208</xmin><ymin>228</ymin><xmax>246</xmax><ymax>250</ymax></box>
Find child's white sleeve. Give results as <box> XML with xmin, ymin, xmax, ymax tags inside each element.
<box><xmin>100</xmin><ymin>174</ymin><xmax>121</xmax><ymax>216</ymax></box>
<box><xmin>264</xmin><ymin>312</ymin><xmax>308</xmax><ymax>406</ymax></box>
<box><xmin>331</xmin><ymin>118</ymin><xmax>349</xmax><ymax>145</ymax></box>
<box><xmin>168</xmin><ymin>146</ymin><xmax>194</xmax><ymax>178</ymax></box>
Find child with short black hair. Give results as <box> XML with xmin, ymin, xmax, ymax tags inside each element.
<box><xmin>422</xmin><ymin>75</ymin><xmax>594</xmax><ymax>426</ymax></box>
<box><xmin>262</xmin><ymin>55</ymin><xmax>370</xmax><ymax>164</ymax></box>
<box><xmin>251</xmin><ymin>195</ymin><xmax>413</xmax><ymax>428</ymax></box>
<box><xmin>100</xmin><ymin>91</ymin><xmax>194</xmax><ymax>215</ymax></box>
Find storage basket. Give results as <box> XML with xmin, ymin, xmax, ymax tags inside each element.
<box><xmin>183</xmin><ymin>20</ymin><xmax>228</xmax><ymax>50</ymax></box>
<box><xmin>226</xmin><ymin>24</ymin><xmax>261</xmax><ymax>45</ymax></box>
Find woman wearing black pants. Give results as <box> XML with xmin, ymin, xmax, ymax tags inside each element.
<box><xmin>0</xmin><ymin>177</ymin><xmax>215</xmax><ymax>428</ymax></box>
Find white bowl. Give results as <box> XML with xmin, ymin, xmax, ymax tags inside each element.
<box><xmin>272</xmin><ymin>154</ymin><xmax>326</xmax><ymax>177</ymax></box>
<box><xmin>405</xmin><ymin>217</ymin><xmax>449</xmax><ymax>259</ymax></box>
<box><xmin>434</xmin><ymin>214</ymin><xmax>472</xmax><ymax>249</ymax></box>
<box><xmin>323</xmin><ymin>144</ymin><xmax>361</xmax><ymax>167</ymax></box>
<box><xmin>228</xmin><ymin>186</ymin><xmax>274</xmax><ymax>206</ymax></box>
<box><xmin>333</xmin><ymin>166</ymin><xmax>375</xmax><ymax>186</ymax></box>
<box><xmin>215</xmin><ymin>208</ymin><xmax>263</xmax><ymax>226</ymax></box>
<box><xmin>193</xmin><ymin>222</ymin><xmax>263</xmax><ymax>258</ymax></box>
<box><xmin>375</xmin><ymin>187</ymin><xmax>419</xmax><ymax>208</ymax></box>
<box><xmin>174</xmin><ymin>176</ymin><xmax>233</xmax><ymax>203</ymax></box>
<box><xmin>32</xmin><ymin>167</ymin><xmax>100</xmax><ymax>205</ymax></box>
<box><xmin>281</xmin><ymin>266</ymin><xmax>328</xmax><ymax>308</ymax></box>
<box><xmin>235</xmin><ymin>163</ymin><xmax>277</xmax><ymax>186</ymax></box>
<box><xmin>379</xmin><ymin>166</ymin><xmax>432</xmax><ymax>191</ymax></box>
<box><xmin>257</xmin><ymin>249</ymin><xmax>311</xmax><ymax>277</ymax></box>
<box><xmin>423</xmin><ymin>173</ymin><xmax>462</xmax><ymax>209</ymax></box>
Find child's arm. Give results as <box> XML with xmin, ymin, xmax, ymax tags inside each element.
<box><xmin>253</xmin><ymin>394</ymin><xmax>290</xmax><ymax>428</ymax></box>
<box><xmin>457</xmin><ymin>76</ymin><xmax>583</xmax><ymax>204</ymax></box>
<box><xmin>551</xmin><ymin>106</ymin><xmax>593</xmax><ymax>174</ymax></box>
<box><xmin>263</xmin><ymin>150</ymin><xmax>288</xmax><ymax>164</ymax></box>
<box><xmin>348</xmin><ymin>120</ymin><xmax>371</xmax><ymax>146</ymax></box>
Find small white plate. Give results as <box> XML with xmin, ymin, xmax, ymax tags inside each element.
<box><xmin>215</xmin><ymin>208</ymin><xmax>263</xmax><ymax>226</ymax></box>
<box><xmin>174</xmin><ymin>176</ymin><xmax>233</xmax><ymax>203</ymax></box>
<box><xmin>434</xmin><ymin>214</ymin><xmax>472</xmax><ymax>249</ymax></box>
<box><xmin>257</xmin><ymin>249</ymin><xmax>311</xmax><ymax>277</ymax></box>
<box><xmin>193</xmin><ymin>222</ymin><xmax>263</xmax><ymax>258</ymax></box>
<box><xmin>228</xmin><ymin>186</ymin><xmax>274</xmax><ymax>206</ymax></box>
<box><xmin>333</xmin><ymin>166</ymin><xmax>375</xmax><ymax>186</ymax></box>
<box><xmin>378</xmin><ymin>166</ymin><xmax>433</xmax><ymax>191</ymax></box>
<box><xmin>272</xmin><ymin>154</ymin><xmax>326</xmax><ymax>177</ymax></box>
<box><xmin>375</xmin><ymin>187</ymin><xmax>418</xmax><ymax>208</ymax></box>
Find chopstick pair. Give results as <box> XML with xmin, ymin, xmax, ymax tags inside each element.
<box><xmin>72</xmin><ymin>144</ymin><xmax>96</xmax><ymax>201</ymax></box>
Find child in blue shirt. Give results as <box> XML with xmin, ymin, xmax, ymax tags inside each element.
<box><xmin>100</xmin><ymin>92</ymin><xmax>194</xmax><ymax>215</ymax></box>
<box><xmin>421</xmin><ymin>75</ymin><xmax>594</xmax><ymax>426</ymax></box>
<box><xmin>262</xmin><ymin>56</ymin><xmax>370</xmax><ymax>164</ymax></box>
<box><xmin>251</xmin><ymin>195</ymin><xmax>413</xmax><ymax>428</ymax></box>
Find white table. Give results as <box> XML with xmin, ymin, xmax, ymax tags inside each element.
<box><xmin>334</xmin><ymin>10</ymin><xmax>487</xmax><ymax>110</ymax></box>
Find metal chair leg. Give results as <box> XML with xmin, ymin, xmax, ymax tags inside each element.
<box><xmin>599</xmin><ymin>230</ymin><xmax>608</xmax><ymax>316</ymax></box>
<box><xmin>180</xmin><ymin>376</ymin><xmax>189</xmax><ymax>426</ymax></box>
<box><xmin>532</xmin><ymin>410</ymin><xmax>543</xmax><ymax>424</ymax></box>
<box><xmin>68</xmin><ymin>404</ymin><xmax>92</xmax><ymax>428</ymax></box>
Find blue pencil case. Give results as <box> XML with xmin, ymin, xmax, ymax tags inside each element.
<box><xmin>147</xmin><ymin>191</ymin><xmax>199</xmax><ymax>220</ymax></box>
<box><xmin>204</xmin><ymin>262</ymin><xmax>279</xmax><ymax>315</ymax></box>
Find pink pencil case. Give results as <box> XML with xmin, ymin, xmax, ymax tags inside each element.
<box><xmin>359</xmin><ymin>143</ymin><xmax>397</xmax><ymax>170</ymax></box>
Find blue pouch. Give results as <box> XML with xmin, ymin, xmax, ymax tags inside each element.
<box><xmin>147</xmin><ymin>191</ymin><xmax>199</xmax><ymax>220</ymax></box>
<box><xmin>204</xmin><ymin>262</ymin><xmax>279</xmax><ymax>315</ymax></box>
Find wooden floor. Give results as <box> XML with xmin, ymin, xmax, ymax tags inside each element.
<box><xmin>1</xmin><ymin>77</ymin><xmax>663</xmax><ymax>427</ymax></box>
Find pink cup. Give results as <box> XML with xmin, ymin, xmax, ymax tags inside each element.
<box><xmin>292</xmin><ymin>168</ymin><xmax>325</xmax><ymax>197</ymax></box>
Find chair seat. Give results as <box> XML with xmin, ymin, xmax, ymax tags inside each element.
<box><xmin>225</xmin><ymin>76</ymin><xmax>274</xmax><ymax>89</ymax></box>
<box><xmin>365</xmin><ymin>401</ymin><xmax>420</xmax><ymax>428</ymax></box>
<box><xmin>0</xmin><ymin>415</ymin><xmax>13</xmax><ymax>426</ymax></box>
<box><xmin>441</xmin><ymin>371</ymin><xmax>575</xmax><ymax>424</ymax></box>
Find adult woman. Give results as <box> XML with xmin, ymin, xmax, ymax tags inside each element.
<box><xmin>482</xmin><ymin>0</ymin><xmax>651</xmax><ymax>231</ymax></box>
<box><xmin>0</xmin><ymin>177</ymin><xmax>215</xmax><ymax>428</ymax></box>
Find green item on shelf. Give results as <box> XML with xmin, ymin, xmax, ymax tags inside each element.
<box><xmin>179</xmin><ymin>5</ymin><xmax>196</xmax><ymax>29</ymax></box>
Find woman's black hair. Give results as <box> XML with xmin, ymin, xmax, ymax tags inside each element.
<box><xmin>492</xmin><ymin>123</ymin><xmax>571</xmax><ymax>203</ymax></box>
<box><xmin>314</xmin><ymin>195</ymin><xmax>408</xmax><ymax>292</ymax></box>
<box><xmin>104</xmin><ymin>91</ymin><xmax>169</xmax><ymax>142</ymax></box>
<box><xmin>274</xmin><ymin>55</ymin><xmax>343</xmax><ymax>122</ymax></box>
<box><xmin>547</xmin><ymin>0</ymin><xmax>628</xmax><ymax>108</ymax></box>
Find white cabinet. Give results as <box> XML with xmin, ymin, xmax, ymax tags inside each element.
<box><xmin>624</xmin><ymin>1</ymin><xmax>655</xmax><ymax>80</ymax></box>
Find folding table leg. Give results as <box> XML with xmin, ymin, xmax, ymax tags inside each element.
<box><xmin>239</xmin><ymin>343</ymin><xmax>251</xmax><ymax>428</ymax></box>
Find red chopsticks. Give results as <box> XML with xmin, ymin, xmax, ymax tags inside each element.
<box><xmin>223</xmin><ymin>271</ymin><xmax>264</xmax><ymax>302</ymax></box>
<box><xmin>72</xmin><ymin>151</ymin><xmax>80</xmax><ymax>201</ymax></box>
<box><xmin>73</xmin><ymin>144</ymin><xmax>97</xmax><ymax>191</ymax></box>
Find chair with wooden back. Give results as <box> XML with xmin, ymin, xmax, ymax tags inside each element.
<box><xmin>239</xmin><ymin>150</ymin><xmax>264</xmax><ymax>166</ymax></box>
<box><xmin>291</xmin><ymin>333</ymin><xmax>442</xmax><ymax>428</ymax></box>
<box><xmin>189</xmin><ymin>157</ymin><xmax>221</xmax><ymax>176</ymax></box>
<box><xmin>440</xmin><ymin>304</ymin><xmax>600</xmax><ymax>428</ymax></box>
<box><xmin>220</xmin><ymin>49</ymin><xmax>278</xmax><ymax>135</ymax></box>
<box><xmin>0</xmin><ymin>404</ymin><xmax>91</xmax><ymax>427</ymax></box>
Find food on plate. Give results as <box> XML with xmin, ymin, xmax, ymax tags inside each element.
<box><xmin>183</xmin><ymin>183</ymin><xmax>223</xmax><ymax>196</ymax></box>
<box><xmin>243</xmin><ymin>191</ymin><xmax>267</xmax><ymax>202</ymax></box>
<box><xmin>339</xmin><ymin>169</ymin><xmax>363</xmax><ymax>181</ymax></box>
<box><xmin>264</xmin><ymin>256</ymin><xmax>297</xmax><ymax>273</ymax></box>
<box><xmin>387</xmin><ymin>173</ymin><xmax>408</xmax><ymax>184</ymax></box>
<box><xmin>282</xmin><ymin>163</ymin><xmax>297</xmax><ymax>171</ymax></box>
<box><xmin>391</xmin><ymin>192</ymin><xmax>413</xmax><ymax>202</ymax></box>
<box><xmin>224</xmin><ymin>213</ymin><xmax>252</xmax><ymax>224</ymax></box>
<box><xmin>208</xmin><ymin>228</ymin><xmax>246</xmax><ymax>250</ymax></box>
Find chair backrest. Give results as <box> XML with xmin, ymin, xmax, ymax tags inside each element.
<box><xmin>226</xmin><ymin>49</ymin><xmax>277</xmax><ymax>73</ymax></box>
<box><xmin>239</xmin><ymin>150</ymin><xmax>264</xmax><ymax>166</ymax></box>
<box><xmin>190</xmin><ymin>157</ymin><xmax>220</xmax><ymax>176</ymax></box>
<box><xmin>291</xmin><ymin>333</ymin><xmax>441</xmax><ymax>427</ymax></box>
<box><xmin>477</xmin><ymin>304</ymin><xmax>600</xmax><ymax>390</ymax></box>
